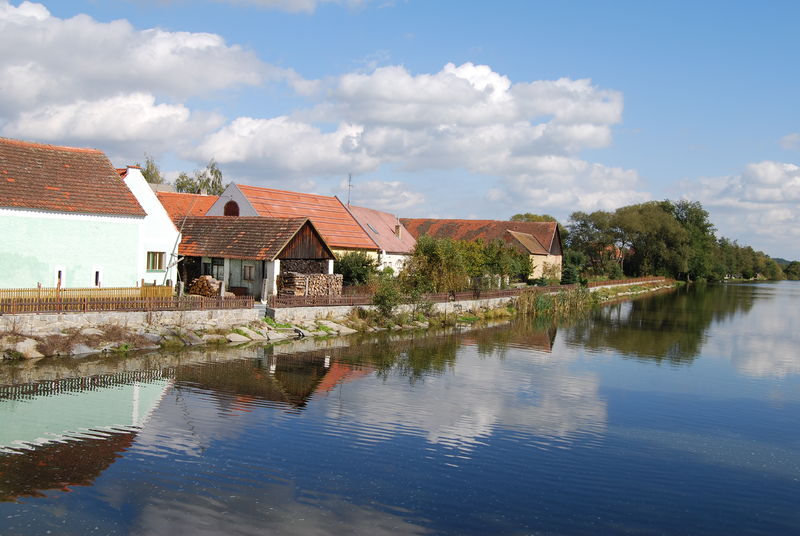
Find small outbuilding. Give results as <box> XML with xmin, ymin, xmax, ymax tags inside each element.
<box><xmin>177</xmin><ymin>216</ymin><xmax>336</xmax><ymax>301</ymax></box>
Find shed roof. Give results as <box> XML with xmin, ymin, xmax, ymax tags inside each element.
<box><xmin>400</xmin><ymin>218</ymin><xmax>560</xmax><ymax>255</ymax></box>
<box><xmin>0</xmin><ymin>137</ymin><xmax>145</xmax><ymax>217</ymax></box>
<box><xmin>178</xmin><ymin>216</ymin><xmax>333</xmax><ymax>261</ymax></box>
<box><xmin>347</xmin><ymin>205</ymin><xmax>416</xmax><ymax>254</ymax></box>
<box><xmin>236</xmin><ymin>184</ymin><xmax>377</xmax><ymax>251</ymax></box>
<box><xmin>156</xmin><ymin>192</ymin><xmax>219</xmax><ymax>225</ymax></box>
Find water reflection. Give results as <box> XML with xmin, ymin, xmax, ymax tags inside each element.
<box><xmin>566</xmin><ymin>283</ymin><xmax>761</xmax><ymax>364</ymax></box>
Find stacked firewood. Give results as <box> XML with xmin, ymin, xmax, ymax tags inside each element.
<box><xmin>187</xmin><ymin>275</ymin><xmax>224</xmax><ymax>297</ymax></box>
<box><xmin>278</xmin><ymin>272</ymin><xmax>343</xmax><ymax>296</ymax></box>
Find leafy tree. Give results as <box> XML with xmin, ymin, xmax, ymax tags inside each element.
<box><xmin>174</xmin><ymin>159</ymin><xmax>226</xmax><ymax>195</ymax></box>
<box><xmin>136</xmin><ymin>154</ymin><xmax>164</xmax><ymax>184</ymax></box>
<box><xmin>334</xmin><ymin>251</ymin><xmax>378</xmax><ymax>286</ymax></box>
<box><xmin>785</xmin><ymin>261</ymin><xmax>800</xmax><ymax>280</ymax></box>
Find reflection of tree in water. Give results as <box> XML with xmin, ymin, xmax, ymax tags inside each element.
<box><xmin>463</xmin><ymin>319</ymin><xmax>558</xmax><ymax>358</ymax></box>
<box><xmin>566</xmin><ymin>283</ymin><xmax>759</xmax><ymax>364</ymax></box>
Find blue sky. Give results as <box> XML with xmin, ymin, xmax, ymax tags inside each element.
<box><xmin>2</xmin><ymin>0</ymin><xmax>799</xmax><ymax>258</ymax></box>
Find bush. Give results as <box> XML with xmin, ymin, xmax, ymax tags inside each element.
<box><xmin>373</xmin><ymin>277</ymin><xmax>402</xmax><ymax>318</ymax></box>
<box><xmin>560</xmin><ymin>264</ymin><xmax>579</xmax><ymax>285</ymax></box>
<box><xmin>334</xmin><ymin>251</ymin><xmax>378</xmax><ymax>286</ymax></box>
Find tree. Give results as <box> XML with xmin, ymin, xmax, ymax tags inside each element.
<box><xmin>137</xmin><ymin>154</ymin><xmax>164</xmax><ymax>184</ymax></box>
<box><xmin>174</xmin><ymin>159</ymin><xmax>226</xmax><ymax>195</ymax></box>
<box><xmin>334</xmin><ymin>251</ymin><xmax>378</xmax><ymax>286</ymax></box>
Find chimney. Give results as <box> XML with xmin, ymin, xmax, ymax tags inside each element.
<box><xmin>394</xmin><ymin>224</ymin><xmax>402</xmax><ymax>239</ymax></box>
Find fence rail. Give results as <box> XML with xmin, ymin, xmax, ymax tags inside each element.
<box><xmin>268</xmin><ymin>277</ymin><xmax>668</xmax><ymax>309</ymax></box>
<box><xmin>0</xmin><ymin>295</ymin><xmax>254</xmax><ymax>315</ymax></box>
<box><xmin>0</xmin><ymin>285</ymin><xmax>173</xmax><ymax>301</ymax></box>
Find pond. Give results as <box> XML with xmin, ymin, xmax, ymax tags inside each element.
<box><xmin>1</xmin><ymin>282</ymin><xmax>799</xmax><ymax>535</ymax></box>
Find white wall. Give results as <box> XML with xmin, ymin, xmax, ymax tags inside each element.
<box><xmin>378</xmin><ymin>252</ymin><xmax>409</xmax><ymax>275</ymax></box>
<box><xmin>206</xmin><ymin>184</ymin><xmax>257</xmax><ymax>216</ymax></box>
<box><xmin>122</xmin><ymin>168</ymin><xmax>181</xmax><ymax>285</ymax></box>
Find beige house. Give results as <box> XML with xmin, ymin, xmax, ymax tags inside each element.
<box><xmin>400</xmin><ymin>218</ymin><xmax>563</xmax><ymax>280</ymax></box>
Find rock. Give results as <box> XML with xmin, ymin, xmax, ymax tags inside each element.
<box><xmin>316</xmin><ymin>320</ymin><xmax>358</xmax><ymax>335</ymax></box>
<box><xmin>310</xmin><ymin>331</ymin><xmax>328</xmax><ymax>337</ymax></box>
<box><xmin>140</xmin><ymin>332</ymin><xmax>163</xmax><ymax>344</ymax></box>
<box><xmin>293</xmin><ymin>328</ymin><xmax>312</xmax><ymax>338</ymax></box>
<box><xmin>181</xmin><ymin>331</ymin><xmax>205</xmax><ymax>346</ymax></box>
<box><xmin>79</xmin><ymin>327</ymin><xmax>104</xmax><ymax>336</ymax></box>
<box><xmin>267</xmin><ymin>331</ymin><xmax>292</xmax><ymax>341</ymax></box>
<box><xmin>226</xmin><ymin>333</ymin><xmax>250</xmax><ymax>343</ymax></box>
<box><xmin>236</xmin><ymin>327</ymin><xmax>266</xmax><ymax>340</ymax></box>
<box><xmin>70</xmin><ymin>343</ymin><xmax>96</xmax><ymax>356</ymax></box>
<box><xmin>8</xmin><ymin>338</ymin><xmax>43</xmax><ymax>359</ymax></box>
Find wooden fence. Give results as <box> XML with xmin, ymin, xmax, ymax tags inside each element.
<box><xmin>0</xmin><ymin>285</ymin><xmax>173</xmax><ymax>301</ymax></box>
<box><xmin>268</xmin><ymin>277</ymin><xmax>669</xmax><ymax>309</ymax></box>
<box><xmin>0</xmin><ymin>295</ymin><xmax>254</xmax><ymax>315</ymax></box>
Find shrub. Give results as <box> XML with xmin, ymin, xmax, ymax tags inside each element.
<box><xmin>372</xmin><ymin>277</ymin><xmax>402</xmax><ymax>318</ymax></box>
<box><xmin>335</xmin><ymin>251</ymin><xmax>378</xmax><ymax>286</ymax></box>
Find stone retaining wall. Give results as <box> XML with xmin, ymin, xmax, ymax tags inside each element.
<box><xmin>0</xmin><ymin>308</ymin><xmax>260</xmax><ymax>336</ymax></box>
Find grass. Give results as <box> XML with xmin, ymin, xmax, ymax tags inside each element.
<box><xmin>263</xmin><ymin>316</ymin><xmax>293</xmax><ymax>329</ymax></box>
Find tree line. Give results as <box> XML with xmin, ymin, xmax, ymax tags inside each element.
<box><xmin>561</xmin><ymin>200</ymin><xmax>786</xmax><ymax>281</ymax></box>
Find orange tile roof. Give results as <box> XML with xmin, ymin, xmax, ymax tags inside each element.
<box><xmin>179</xmin><ymin>216</ymin><xmax>328</xmax><ymax>260</ymax></box>
<box><xmin>156</xmin><ymin>191</ymin><xmax>219</xmax><ymax>226</ymax></box>
<box><xmin>237</xmin><ymin>184</ymin><xmax>378</xmax><ymax>251</ymax></box>
<box><xmin>347</xmin><ymin>205</ymin><xmax>416</xmax><ymax>254</ymax></box>
<box><xmin>400</xmin><ymin>218</ymin><xmax>560</xmax><ymax>255</ymax></box>
<box><xmin>0</xmin><ymin>137</ymin><xmax>145</xmax><ymax>217</ymax></box>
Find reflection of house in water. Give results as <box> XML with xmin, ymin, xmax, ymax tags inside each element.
<box><xmin>0</xmin><ymin>373</ymin><xmax>170</xmax><ymax>501</ymax></box>
<box><xmin>174</xmin><ymin>351</ymin><xmax>373</xmax><ymax>408</ymax></box>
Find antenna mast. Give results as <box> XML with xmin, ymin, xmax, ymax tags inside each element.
<box><xmin>346</xmin><ymin>173</ymin><xmax>352</xmax><ymax>206</ymax></box>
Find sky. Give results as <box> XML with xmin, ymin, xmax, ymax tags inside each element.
<box><xmin>1</xmin><ymin>0</ymin><xmax>798</xmax><ymax>259</ymax></box>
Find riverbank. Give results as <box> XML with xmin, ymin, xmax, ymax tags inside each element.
<box><xmin>0</xmin><ymin>279</ymin><xmax>678</xmax><ymax>360</ymax></box>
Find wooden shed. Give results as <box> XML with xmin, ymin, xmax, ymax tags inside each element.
<box><xmin>177</xmin><ymin>216</ymin><xmax>336</xmax><ymax>300</ymax></box>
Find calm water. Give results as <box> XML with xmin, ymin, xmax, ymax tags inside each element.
<box><xmin>1</xmin><ymin>282</ymin><xmax>799</xmax><ymax>535</ymax></box>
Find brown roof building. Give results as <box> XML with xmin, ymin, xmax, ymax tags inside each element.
<box><xmin>206</xmin><ymin>184</ymin><xmax>378</xmax><ymax>252</ymax></box>
<box><xmin>0</xmin><ymin>137</ymin><xmax>144</xmax><ymax>216</ymax></box>
<box><xmin>400</xmin><ymin>218</ymin><xmax>563</xmax><ymax>279</ymax></box>
<box><xmin>156</xmin><ymin>191</ymin><xmax>219</xmax><ymax>226</ymax></box>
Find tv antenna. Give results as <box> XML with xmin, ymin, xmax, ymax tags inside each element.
<box><xmin>346</xmin><ymin>173</ymin><xmax>352</xmax><ymax>206</ymax></box>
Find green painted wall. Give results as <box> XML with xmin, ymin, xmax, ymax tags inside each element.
<box><xmin>0</xmin><ymin>213</ymin><xmax>141</xmax><ymax>288</ymax></box>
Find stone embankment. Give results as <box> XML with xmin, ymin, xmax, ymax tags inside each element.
<box><xmin>1</xmin><ymin>280</ymin><xmax>677</xmax><ymax>360</ymax></box>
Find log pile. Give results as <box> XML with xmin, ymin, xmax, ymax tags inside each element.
<box><xmin>281</xmin><ymin>259</ymin><xmax>328</xmax><ymax>274</ymax></box>
<box><xmin>188</xmin><ymin>275</ymin><xmax>223</xmax><ymax>297</ymax></box>
<box><xmin>278</xmin><ymin>272</ymin><xmax>343</xmax><ymax>297</ymax></box>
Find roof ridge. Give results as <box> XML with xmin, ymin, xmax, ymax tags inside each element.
<box><xmin>238</xmin><ymin>183</ymin><xmax>337</xmax><ymax>201</ymax></box>
<box><xmin>0</xmin><ymin>137</ymin><xmax>102</xmax><ymax>154</ymax></box>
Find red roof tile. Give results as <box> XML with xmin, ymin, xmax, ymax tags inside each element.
<box><xmin>178</xmin><ymin>216</ymin><xmax>332</xmax><ymax>261</ymax></box>
<box><xmin>347</xmin><ymin>205</ymin><xmax>416</xmax><ymax>254</ymax></box>
<box><xmin>237</xmin><ymin>184</ymin><xmax>378</xmax><ymax>251</ymax></box>
<box><xmin>400</xmin><ymin>218</ymin><xmax>561</xmax><ymax>255</ymax></box>
<box><xmin>0</xmin><ymin>137</ymin><xmax>145</xmax><ymax>217</ymax></box>
<box><xmin>156</xmin><ymin>192</ymin><xmax>219</xmax><ymax>225</ymax></box>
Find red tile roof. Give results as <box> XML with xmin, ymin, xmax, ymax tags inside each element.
<box><xmin>156</xmin><ymin>192</ymin><xmax>219</xmax><ymax>226</ymax></box>
<box><xmin>0</xmin><ymin>137</ymin><xmax>145</xmax><ymax>217</ymax></box>
<box><xmin>237</xmin><ymin>184</ymin><xmax>378</xmax><ymax>251</ymax></box>
<box><xmin>400</xmin><ymin>218</ymin><xmax>561</xmax><ymax>255</ymax></box>
<box><xmin>178</xmin><ymin>216</ymin><xmax>329</xmax><ymax>260</ymax></box>
<box><xmin>347</xmin><ymin>205</ymin><xmax>416</xmax><ymax>254</ymax></box>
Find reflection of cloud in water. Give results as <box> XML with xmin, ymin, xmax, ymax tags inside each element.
<box><xmin>708</xmin><ymin>292</ymin><xmax>800</xmax><ymax>378</ymax></box>
<box><xmin>326</xmin><ymin>345</ymin><xmax>606</xmax><ymax>451</ymax></box>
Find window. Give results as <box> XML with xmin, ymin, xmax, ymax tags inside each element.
<box><xmin>366</xmin><ymin>223</ymin><xmax>379</xmax><ymax>235</ymax></box>
<box><xmin>224</xmin><ymin>200</ymin><xmax>240</xmax><ymax>216</ymax></box>
<box><xmin>242</xmin><ymin>264</ymin><xmax>255</xmax><ymax>281</ymax></box>
<box><xmin>147</xmin><ymin>251</ymin><xmax>165</xmax><ymax>271</ymax></box>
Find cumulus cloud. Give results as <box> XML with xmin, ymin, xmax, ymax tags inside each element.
<box><xmin>0</xmin><ymin>0</ymin><xmax>271</xmax><ymax>156</ymax></box>
<box><xmin>345</xmin><ymin>179</ymin><xmax>424</xmax><ymax>211</ymax></box>
<box><xmin>679</xmin><ymin>160</ymin><xmax>800</xmax><ymax>255</ymax></box>
<box><xmin>4</xmin><ymin>93</ymin><xmax>224</xmax><ymax>156</ymax></box>
<box><xmin>199</xmin><ymin>62</ymin><xmax>645</xmax><ymax>213</ymax></box>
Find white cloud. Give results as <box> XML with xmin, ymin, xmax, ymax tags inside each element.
<box><xmin>4</xmin><ymin>93</ymin><xmax>223</xmax><ymax>154</ymax></box>
<box><xmin>779</xmin><ymin>132</ymin><xmax>800</xmax><ymax>150</ymax></box>
<box><xmin>679</xmin><ymin>160</ymin><xmax>800</xmax><ymax>256</ymax></box>
<box><xmin>345</xmin><ymin>179</ymin><xmax>424</xmax><ymax>211</ymax></box>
